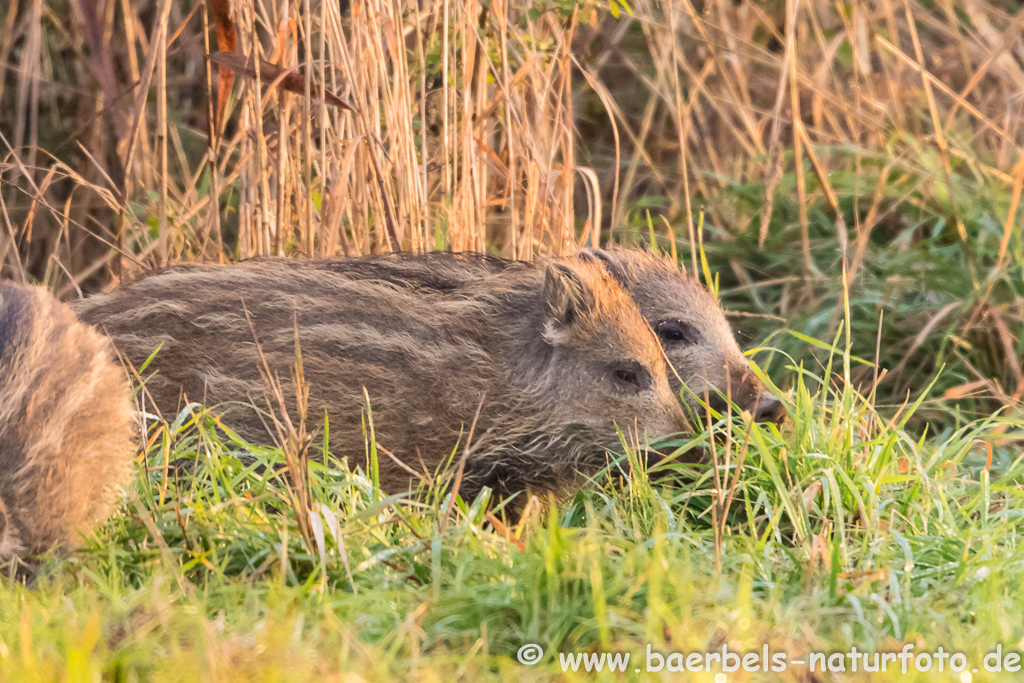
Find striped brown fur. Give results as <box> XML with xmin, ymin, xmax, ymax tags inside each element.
<box><xmin>248</xmin><ymin>249</ymin><xmax>785</xmax><ymax>422</ymax></box>
<box><xmin>0</xmin><ymin>283</ymin><xmax>134</xmax><ymax>559</ymax></box>
<box><xmin>75</xmin><ymin>256</ymin><xmax>689</xmax><ymax>501</ymax></box>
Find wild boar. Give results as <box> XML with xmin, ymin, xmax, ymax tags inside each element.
<box><xmin>75</xmin><ymin>256</ymin><xmax>690</xmax><ymax>501</ymax></box>
<box><xmin>261</xmin><ymin>248</ymin><xmax>786</xmax><ymax>423</ymax></box>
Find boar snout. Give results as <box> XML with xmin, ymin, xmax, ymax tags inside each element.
<box><xmin>753</xmin><ymin>394</ymin><xmax>787</xmax><ymax>424</ymax></box>
<box><xmin>704</xmin><ymin>366</ymin><xmax>786</xmax><ymax>425</ymax></box>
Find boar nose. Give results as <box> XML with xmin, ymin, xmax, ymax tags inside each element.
<box><xmin>753</xmin><ymin>394</ymin><xmax>787</xmax><ymax>424</ymax></box>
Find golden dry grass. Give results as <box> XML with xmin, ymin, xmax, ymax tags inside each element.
<box><xmin>1</xmin><ymin>0</ymin><xmax>1021</xmax><ymax>276</ymax></box>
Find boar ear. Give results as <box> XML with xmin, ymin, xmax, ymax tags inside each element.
<box><xmin>575</xmin><ymin>248</ymin><xmax>627</xmax><ymax>286</ymax></box>
<box><xmin>542</xmin><ymin>264</ymin><xmax>593</xmax><ymax>345</ymax></box>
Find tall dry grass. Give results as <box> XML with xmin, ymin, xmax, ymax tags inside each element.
<box><xmin>2</xmin><ymin>0</ymin><xmax>1020</xmax><ymax>278</ymax></box>
<box><xmin>2</xmin><ymin>0</ymin><xmax>607</xmax><ymax>283</ymax></box>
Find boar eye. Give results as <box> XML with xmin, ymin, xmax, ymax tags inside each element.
<box><xmin>609</xmin><ymin>362</ymin><xmax>651</xmax><ymax>392</ymax></box>
<box><xmin>616</xmin><ymin>369</ymin><xmax>637</xmax><ymax>384</ymax></box>
<box><xmin>656</xmin><ymin>320</ymin><xmax>701</xmax><ymax>346</ymax></box>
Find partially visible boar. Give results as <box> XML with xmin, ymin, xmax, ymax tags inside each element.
<box><xmin>75</xmin><ymin>256</ymin><xmax>690</xmax><ymax>501</ymax></box>
<box><xmin>577</xmin><ymin>248</ymin><xmax>786</xmax><ymax>424</ymax></box>
<box><xmin>269</xmin><ymin>249</ymin><xmax>785</xmax><ymax>423</ymax></box>
<box><xmin>0</xmin><ymin>283</ymin><xmax>135</xmax><ymax>560</ymax></box>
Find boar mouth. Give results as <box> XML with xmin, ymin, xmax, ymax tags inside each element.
<box><xmin>703</xmin><ymin>389</ymin><xmax>788</xmax><ymax>426</ymax></box>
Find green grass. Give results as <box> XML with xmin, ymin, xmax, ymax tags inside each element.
<box><xmin>3</xmin><ymin>335</ymin><xmax>1024</xmax><ymax>682</ymax></box>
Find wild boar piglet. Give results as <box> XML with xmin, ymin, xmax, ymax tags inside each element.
<box><xmin>76</xmin><ymin>256</ymin><xmax>690</xmax><ymax>501</ymax></box>
<box><xmin>284</xmin><ymin>248</ymin><xmax>786</xmax><ymax>424</ymax></box>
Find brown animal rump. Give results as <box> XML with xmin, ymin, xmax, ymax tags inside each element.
<box><xmin>0</xmin><ymin>283</ymin><xmax>134</xmax><ymax>559</ymax></box>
